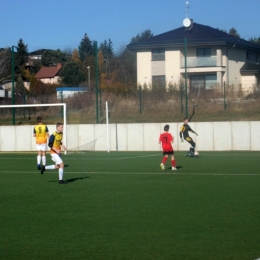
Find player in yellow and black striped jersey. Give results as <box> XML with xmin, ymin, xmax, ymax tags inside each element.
<box><xmin>44</xmin><ymin>123</ymin><xmax>67</xmax><ymax>184</ymax></box>
<box><xmin>33</xmin><ymin>116</ymin><xmax>49</xmax><ymax>172</ymax></box>
<box><xmin>179</xmin><ymin>118</ymin><xmax>198</xmax><ymax>156</ymax></box>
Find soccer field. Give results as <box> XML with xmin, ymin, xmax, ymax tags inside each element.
<box><xmin>0</xmin><ymin>151</ymin><xmax>260</xmax><ymax>260</ymax></box>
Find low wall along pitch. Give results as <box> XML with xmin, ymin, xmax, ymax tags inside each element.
<box><xmin>1</xmin><ymin>121</ymin><xmax>260</xmax><ymax>152</ymax></box>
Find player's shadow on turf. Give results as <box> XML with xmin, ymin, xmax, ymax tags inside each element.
<box><xmin>65</xmin><ymin>177</ymin><xmax>90</xmax><ymax>183</ymax></box>
<box><xmin>166</xmin><ymin>166</ymin><xmax>183</xmax><ymax>170</ymax></box>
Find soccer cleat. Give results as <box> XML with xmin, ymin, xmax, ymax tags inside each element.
<box><xmin>37</xmin><ymin>164</ymin><xmax>41</xmax><ymax>170</ymax></box>
<box><xmin>172</xmin><ymin>167</ymin><xmax>177</xmax><ymax>170</ymax></box>
<box><xmin>160</xmin><ymin>163</ymin><xmax>165</xmax><ymax>170</ymax></box>
<box><xmin>59</xmin><ymin>180</ymin><xmax>68</xmax><ymax>184</ymax></box>
<box><xmin>41</xmin><ymin>165</ymin><xmax>45</xmax><ymax>174</ymax></box>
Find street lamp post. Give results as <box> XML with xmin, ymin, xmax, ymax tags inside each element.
<box><xmin>94</xmin><ymin>41</ymin><xmax>99</xmax><ymax>124</ymax></box>
<box><xmin>184</xmin><ymin>37</ymin><xmax>188</xmax><ymax>118</ymax></box>
<box><xmin>87</xmin><ymin>66</ymin><xmax>90</xmax><ymax>87</ymax></box>
<box><xmin>12</xmin><ymin>45</ymin><xmax>18</xmax><ymax>125</ymax></box>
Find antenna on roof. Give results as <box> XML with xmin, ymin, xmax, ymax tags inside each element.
<box><xmin>185</xmin><ymin>1</ymin><xmax>189</xmax><ymax>18</ymax></box>
<box><xmin>183</xmin><ymin>1</ymin><xmax>193</xmax><ymax>29</ymax></box>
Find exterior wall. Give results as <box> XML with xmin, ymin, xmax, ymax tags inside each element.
<box><xmin>227</xmin><ymin>48</ymin><xmax>246</xmax><ymax>86</ymax></box>
<box><xmin>137</xmin><ymin>51</ymin><xmax>152</xmax><ymax>87</ymax></box>
<box><xmin>165</xmin><ymin>50</ymin><xmax>181</xmax><ymax>86</ymax></box>
<box><xmin>56</xmin><ymin>90</ymin><xmax>87</xmax><ymax>99</ymax></box>
<box><xmin>2</xmin><ymin>82</ymin><xmax>14</xmax><ymax>91</ymax></box>
<box><xmin>136</xmin><ymin>46</ymin><xmax>254</xmax><ymax>92</ymax></box>
<box><xmin>40</xmin><ymin>76</ymin><xmax>60</xmax><ymax>84</ymax></box>
<box><xmin>216</xmin><ymin>49</ymin><xmax>222</xmax><ymax>67</ymax></box>
<box><xmin>23</xmin><ymin>81</ymin><xmax>30</xmax><ymax>91</ymax></box>
<box><xmin>241</xmin><ymin>75</ymin><xmax>257</xmax><ymax>92</ymax></box>
<box><xmin>1</xmin><ymin>121</ymin><xmax>260</xmax><ymax>152</ymax></box>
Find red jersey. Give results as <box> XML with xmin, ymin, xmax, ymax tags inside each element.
<box><xmin>159</xmin><ymin>132</ymin><xmax>173</xmax><ymax>152</ymax></box>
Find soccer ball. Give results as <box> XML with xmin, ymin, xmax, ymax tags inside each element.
<box><xmin>194</xmin><ymin>151</ymin><xmax>199</xmax><ymax>156</ymax></box>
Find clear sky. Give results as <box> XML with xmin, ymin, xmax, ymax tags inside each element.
<box><xmin>1</xmin><ymin>0</ymin><xmax>260</xmax><ymax>53</ymax></box>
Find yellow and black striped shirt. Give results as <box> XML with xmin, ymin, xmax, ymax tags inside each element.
<box><xmin>179</xmin><ymin>124</ymin><xmax>195</xmax><ymax>139</ymax></box>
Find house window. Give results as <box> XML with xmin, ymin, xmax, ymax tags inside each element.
<box><xmin>152</xmin><ymin>49</ymin><xmax>165</xmax><ymax>61</ymax></box>
<box><xmin>197</xmin><ymin>48</ymin><xmax>211</xmax><ymax>57</ymax></box>
<box><xmin>152</xmin><ymin>75</ymin><xmax>165</xmax><ymax>87</ymax></box>
<box><xmin>190</xmin><ymin>74</ymin><xmax>217</xmax><ymax>90</ymax></box>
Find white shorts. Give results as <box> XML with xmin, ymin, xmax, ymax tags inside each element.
<box><xmin>36</xmin><ymin>144</ymin><xmax>47</xmax><ymax>151</ymax></box>
<box><xmin>50</xmin><ymin>153</ymin><xmax>63</xmax><ymax>165</ymax></box>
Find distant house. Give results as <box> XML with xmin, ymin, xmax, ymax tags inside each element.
<box><xmin>26</xmin><ymin>49</ymin><xmax>50</xmax><ymax>69</ymax></box>
<box><xmin>28</xmin><ymin>49</ymin><xmax>50</xmax><ymax>61</ymax></box>
<box><xmin>127</xmin><ymin>21</ymin><xmax>260</xmax><ymax>92</ymax></box>
<box><xmin>35</xmin><ymin>63</ymin><xmax>62</xmax><ymax>84</ymax></box>
<box><xmin>0</xmin><ymin>80</ymin><xmax>29</xmax><ymax>99</ymax></box>
<box><xmin>0</xmin><ymin>82</ymin><xmax>12</xmax><ymax>98</ymax></box>
<box><xmin>56</xmin><ymin>87</ymin><xmax>88</xmax><ymax>99</ymax></box>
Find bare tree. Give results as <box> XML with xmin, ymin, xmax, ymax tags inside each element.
<box><xmin>0</xmin><ymin>47</ymin><xmax>11</xmax><ymax>81</ymax></box>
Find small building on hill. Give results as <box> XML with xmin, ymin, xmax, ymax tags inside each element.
<box><xmin>56</xmin><ymin>87</ymin><xmax>88</xmax><ymax>99</ymax></box>
<box><xmin>35</xmin><ymin>63</ymin><xmax>62</xmax><ymax>84</ymax></box>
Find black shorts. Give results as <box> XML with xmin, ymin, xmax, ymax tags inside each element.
<box><xmin>163</xmin><ymin>151</ymin><xmax>174</xmax><ymax>155</ymax></box>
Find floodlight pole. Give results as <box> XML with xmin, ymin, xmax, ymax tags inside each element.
<box><xmin>12</xmin><ymin>45</ymin><xmax>18</xmax><ymax>125</ymax></box>
<box><xmin>94</xmin><ymin>41</ymin><xmax>99</xmax><ymax>124</ymax></box>
<box><xmin>184</xmin><ymin>37</ymin><xmax>188</xmax><ymax>118</ymax></box>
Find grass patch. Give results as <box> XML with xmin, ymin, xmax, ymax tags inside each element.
<box><xmin>0</xmin><ymin>151</ymin><xmax>260</xmax><ymax>259</ymax></box>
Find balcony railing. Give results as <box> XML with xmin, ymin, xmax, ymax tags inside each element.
<box><xmin>182</xmin><ymin>56</ymin><xmax>217</xmax><ymax>68</ymax></box>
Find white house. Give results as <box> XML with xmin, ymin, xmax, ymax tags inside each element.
<box><xmin>35</xmin><ymin>63</ymin><xmax>62</xmax><ymax>84</ymax></box>
<box><xmin>127</xmin><ymin>21</ymin><xmax>260</xmax><ymax>93</ymax></box>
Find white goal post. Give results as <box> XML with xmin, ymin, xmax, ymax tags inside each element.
<box><xmin>0</xmin><ymin>103</ymin><xmax>67</xmax><ymax>153</ymax></box>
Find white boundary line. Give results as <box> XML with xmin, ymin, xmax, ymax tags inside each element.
<box><xmin>2</xmin><ymin>171</ymin><xmax>259</xmax><ymax>176</ymax></box>
<box><xmin>0</xmin><ymin>154</ymin><xmax>162</xmax><ymax>161</ymax></box>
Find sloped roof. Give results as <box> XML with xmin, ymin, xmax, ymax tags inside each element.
<box><xmin>240</xmin><ymin>62</ymin><xmax>260</xmax><ymax>74</ymax></box>
<box><xmin>128</xmin><ymin>22</ymin><xmax>260</xmax><ymax>52</ymax></box>
<box><xmin>29</xmin><ymin>49</ymin><xmax>50</xmax><ymax>56</ymax></box>
<box><xmin>35</xmin><ymin>66</ymin><xmax>62</xmax><ymax>79</ymax></box>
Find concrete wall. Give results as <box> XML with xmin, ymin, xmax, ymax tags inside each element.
<box><xmin>1</xmin><ymin>121</ymin><xmax>260</xmax><ymax>152</ymax></box>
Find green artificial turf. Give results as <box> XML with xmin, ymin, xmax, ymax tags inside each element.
<box><xmin>0</xmin><ymin>151</ymin><xmax>260</xmax><ymax>260</ymax></box>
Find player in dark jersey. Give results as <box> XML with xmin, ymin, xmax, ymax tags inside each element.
<box><xmin>159</xmin><ymin>124</ymin><xmax>177</xmax><ymax>170</ymax></box>
<box><xmin>179</xmin><ymin>118</ymin><xmax>198</xmax><ymax>156</ymax></box>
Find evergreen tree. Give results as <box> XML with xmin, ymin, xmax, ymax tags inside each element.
<box><xmin>41</xmin><ymin>49</ymin><xmax>67</xmax><ymax>66</ymax></box>
<box><xmin>15</xmin><ymin>39</ymin><xmax>28</xmax><ymax>73</ymax></box>
<box><xmin>59</xmin><ymin>61</ymin><xmax>85</xmax><ymax>86</ymax></box>
<box><xmin>229</xmin><ymin>27</ymin><xmax>240</xmax><ymax>38</ymax></box>
<box><xmin>130</xmin><ymin>29</ymin><xmax>153</xmax><ymax>43</ymax></box>
<box><xmin>100</xmin><ymin>39</ymin><xmax>114</xmax><ymax>57</ymax></box>
<box><xmin>78</xmin><ymin>33</ymin><xmax>94</xmax><ymax>62</ymax></box>
<box><xmin>248</xmin><ymin>37</ymin><xmax>260</xmax><ymax>45</ymax></box>
<box><xmin>99</xmin><ymin>39</ymin><xmax>114</xmax><ymax>74</ymax></box>
<box><xmin>98</xmin><ymin>50</ymin><xmax>105</xmax><ymax>74</ymax></box>
<box><xmin>217</xmin><ymin>28</ymin><xmax>227</xmax><ymax>33</ymax></box>
<box><xmin>114</xmin><ymin>29</ymin><xmax>153</xmax><ymax>86</ymax></box>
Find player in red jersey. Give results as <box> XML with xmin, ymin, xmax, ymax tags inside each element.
<box><xmin>158</xmin><ymin>124</ymin><xmax>177</xmax><ymax>170</ymax></box>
